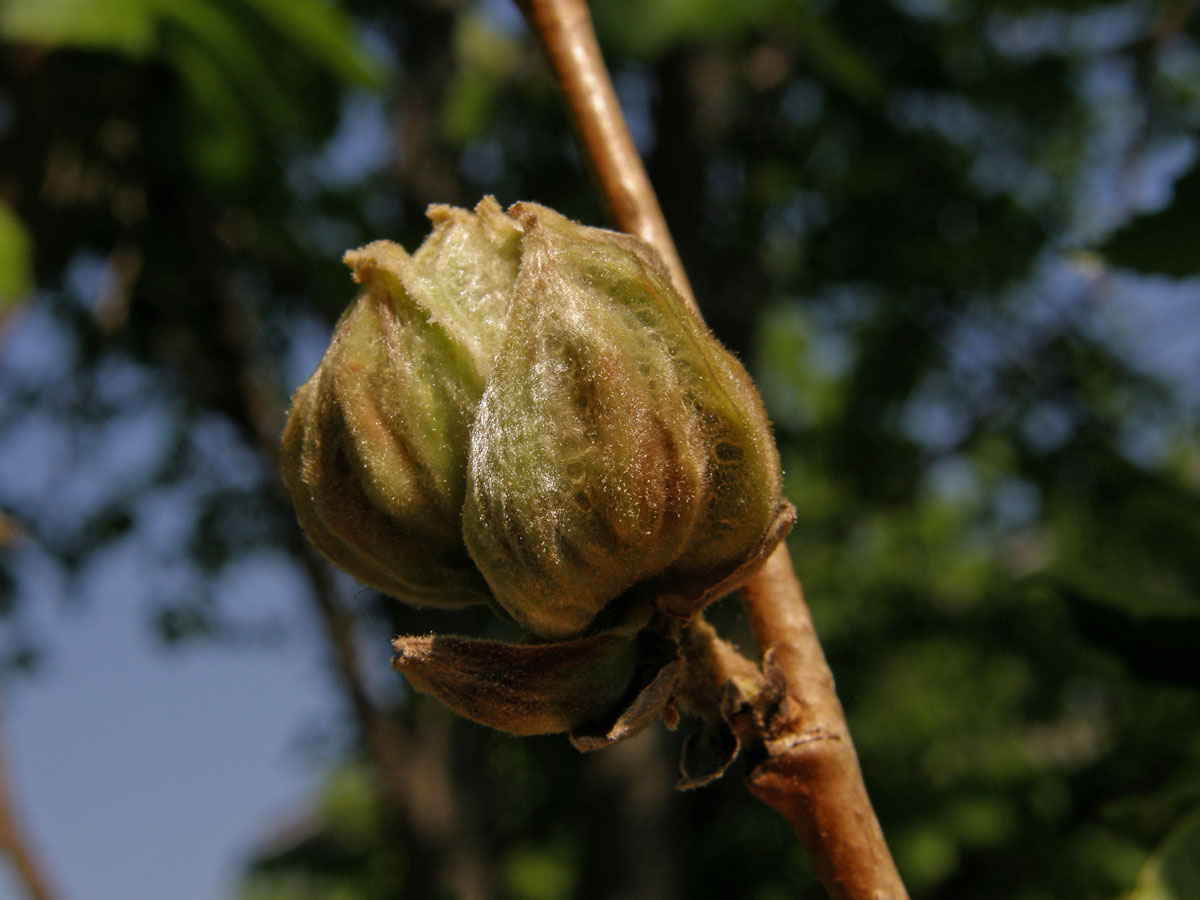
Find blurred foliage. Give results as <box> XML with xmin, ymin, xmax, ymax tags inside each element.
<box><xmin>1126</xmin><ymin>806</ymin><xmax>1200</xmax><ymax>900</ymax></box>
<box><xmin>0</xmin><ymin>200</ymin><xmax>31</xmax><ymax>310</ymax></box>
<box><xmin>2</xmin><ymin>0</ymin><xmax>1199</xmax><ymax>899</ymax></box>
<box><xmin>1101</xmin><ymin>158</ymin><xmax>1200</xmax><ymax>277</ymax></box>
<box><xmin>243</xmin><ymin>765</ymin><xmax>407</xmax><ymax>900</ymax></box>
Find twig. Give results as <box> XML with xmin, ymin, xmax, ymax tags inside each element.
<box><xmin>517</xmin><ymin>2</ymin><xmax>908</xmax><ymax>897</ymax></box>
<box><xmin>741</xmin><ymin>551</ymin><xmax>908</xmax><ymax>900</ymax></box>
<box><xmin>514</xmin><ymin>0</ymin><xmax>695</xmax><ymax>310</ymax></box>
<box><xmin>0</xmin><ymin>685</ymin><xmax>65</xmax><ymax>900</ymax></box>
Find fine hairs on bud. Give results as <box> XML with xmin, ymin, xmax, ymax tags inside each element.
<box><xmin>281</xmin><ymin>197</ymin><xmax>792</xmax><ymax>739</ymax></box>
<box><xmin>462</xmin><ymin>203</ymin><xmax>782</xmax><ymax>639</ymax></box>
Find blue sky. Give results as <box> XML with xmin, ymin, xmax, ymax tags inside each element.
<box><xmin>1</xmin><ymin>531</ymin><xmax>339</xmax><ymax>900</ymax></box>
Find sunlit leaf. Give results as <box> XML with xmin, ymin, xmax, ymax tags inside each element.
<box><xmin>0</xmin><ymin>0</ymin><xmax>157</xmax><ymax>54</ymax></box>
<box><xmin>1</xmin><ymin>0</ymin><xmax>384</xmax><ymax>184</ymax></box>
<box><xmin>1</xmin><ymin>0</ymin><xmax>383</xmax><ymax>85</ymax></box>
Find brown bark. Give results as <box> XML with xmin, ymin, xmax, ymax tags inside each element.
<box><xmin>741</xmin><ymin>550</ymin><xmax>908</xmax><ymax>900</ymax></box>
<box><xmin>515</xmin><ymin>0</ymin><xmax>696</xmax><ymax>311</ymax></box>
<box><xmin>516</xmin><ymin>2</ymin><xmax>909</xmax><ymax>898</ymax></box>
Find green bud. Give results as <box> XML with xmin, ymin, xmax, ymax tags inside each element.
<box><xmin>282</xmin><ymin>197</ymin><xmax>785</xmax><ymax>640</ymax></box>
<box><xmin>280</xmin><ymin>197</ymin><xmax>521</xmax><ymax>606</ymax></box>
<box><xmin>463</xmin><ymin>203</ymin><xmax>783</xmax><ymax>638</ymax></box>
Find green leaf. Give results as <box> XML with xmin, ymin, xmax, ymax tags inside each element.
<box><xmin>3</xmin><ymin>0</ymin><xmax>383</xmax><ymax>185</ymax></box>
<box><xmin>165</xmin><ymin>0</ymin><xmax>304</xmax><ymax>134</ymax></box>
<box><xmin>164</xmin><ymin>31</ymin><xmax>259</xmax><ymax>183</ymax></box>
<box><xmin>239</xmin><ymin>0</ymin><xmax>385</xmax><ymax>86</ymax></box>
<box><xmin>1044</xmin><ymin>460</ymin><xmax>1200</xmax><ymax>620</ymax></box>
<box><xmin>1126</xmin><ymin>808</ymin><xmax>1200</xmax><ymax>900</ymax></box>
<box><xmin>501</xmin><ymin>842</ymin><xmax>578</xmax><ymax>900</ymax></box>
<box><xmin>591</xmin><ymin>0</ymin><xmax>761</xmax><ymax>57</ymax></box>
<box><xmin>591</xmin><ymin>0</ymin><xmax>880</xmax><ymax>102</ymax></box>
<box><xmin>442</xmin><ymin>15</ymin><xmax>521</xmax><ymax>145</ymax></box>
<box><xmin>779</xmin><ymin>2</ymin><xmax>882</xmax><ymax>103</ymax></box>
<box><xmin>0</xmin><ymin>202</ymin><xmax>33</xmax><ymax>310</ymax></box>
<box><xmin>0</xmin><ymin>0</ymin><xmax>157</xmax><ymax>55</ymax></box>
<box><xmin>1</xmin><ymin>0</ymin><xmax>383</xmax><ymax>85</ymax></box>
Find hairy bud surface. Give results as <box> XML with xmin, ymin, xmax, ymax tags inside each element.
<box><xmin>282</xmin><ymin>197</ymin><xmax>791</xmax><ymax>739</ymax></box>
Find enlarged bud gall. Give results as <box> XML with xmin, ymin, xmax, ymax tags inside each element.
<box><xmin>281</xmin><ymin>197</ymin><xmax>791</xmax><ymax>741</ymax></box>
<box><xmin>462</xmin><ymin>203</ymin><xmax>783</xmax><ymax>638</ymax></box>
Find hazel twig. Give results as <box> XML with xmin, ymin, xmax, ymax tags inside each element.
<box><xmin>740</xmin><ymin>550</ymin><xmax>908</xmax><ymax>900</ymax></box>
<box><xmin>516</xmin><ymin>2</ymin><xmax>908</xmax><ymax>898</ymax></box>
<box><xmin>514</xmin><ymin>0</ymin><xmax>695</xmax><ymax>311</ymax></box>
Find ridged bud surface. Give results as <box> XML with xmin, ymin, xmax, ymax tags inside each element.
<box><xmin>281</xmin><ymin>197</ymin><xmax>520</xmax><ymax>606</ymax></box>
<box><xmin>283</xmin><ymin>197</ymin><xmax>783</xmax><ymax>640</ymax></box>
<box><xmin>462</xmin><ymin>203</ymin><xmax>782</xmax><ymax>638</ymax></box>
